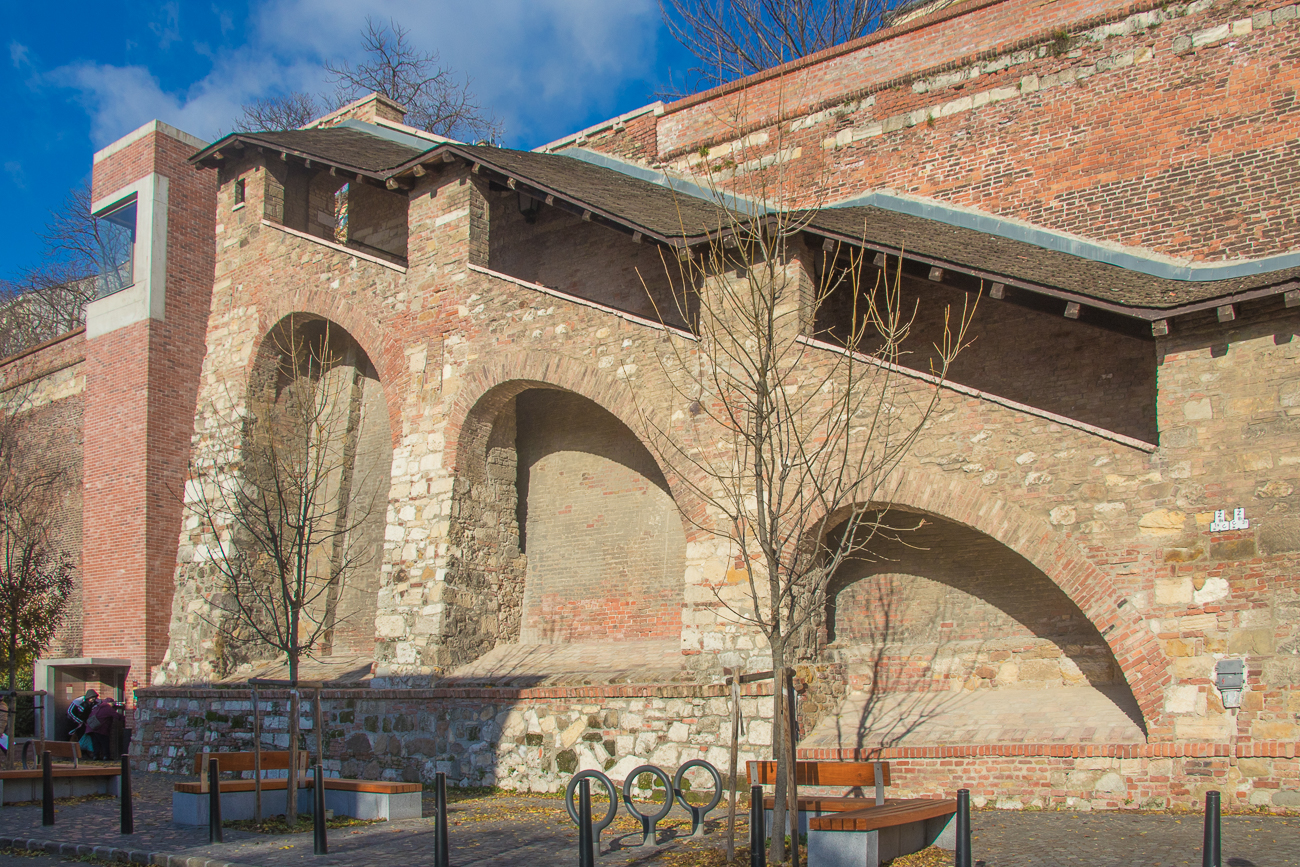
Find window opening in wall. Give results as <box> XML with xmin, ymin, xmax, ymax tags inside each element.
<box><xmin>94</xmin><ymin>197</ymin><xmax>137</xmax><ymax>298</ymax></box>
<box><xmin>333</xmin><ymin>183</ymin><xmax>349</xmax><ymax>245</ymax></box>
<box><xmin>234</xmin><ymin>178</ymin><xmax>246</xmax><ymax>206</ymax></box>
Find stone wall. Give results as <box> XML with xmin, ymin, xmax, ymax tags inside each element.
<box><xmin>134</xmin><ymin>682</ymin><xmax>775</xmax><ymax>793</ymax></box>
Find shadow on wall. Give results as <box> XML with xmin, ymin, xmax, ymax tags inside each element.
<box><xmin>814</xmin><ymin>508</ymin><xmax>1147</xmax><ymax>750</ymax></box>
<box><xmin>445</xmin><ymin>383</ymin><xmax>687</xmax><ymax>664</ymax></box>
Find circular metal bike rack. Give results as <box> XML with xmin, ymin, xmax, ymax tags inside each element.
<box><xmin>621</xmin><ymin>764</ymin><xmax>675</xmax><ymax>847</ymax></box>
<box><xmin>565</xmin><ymin>769</ymin><xmax>618</xmax><ymax>856</ymax></box>
<box><xmin>673</xmin><ymin>759</ymin><xmax>724</xmax><ymax>837</ymax></box>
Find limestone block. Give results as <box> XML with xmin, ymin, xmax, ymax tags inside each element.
<box><xmin>1252</xmin><ymin>721</ymin><xmax>1298</xmax><ymax>740</ymax></box>
<box><xmin>1237</xmin><ymin>758</ymin><xmax>1270</xmax><ymax>778</ymax></box>
<box><xmin>1229</xmin><ymin>628</ymin><xmax>1274</xmax><ymax>656</ymax></box>
<box><xmin>1139</xmin><ymin>509</ymin><xmax>1186</xmax><ymax>536</ymax></box>
<box><xmin>560</xmin><ymin>717</ymin><xmax>586</xmax><ymax>750</ymax></box>
<box><xmin>1155</xmin><ymin>576</ymin><xmax>1193</xmax><ymax>606</ymax></box>
<box><xmin>1165</xmin><ymin>684</ymin><xmax>1201</xmax><ymax>714</ymax></box>
<box><xmin>1094</xmin><ymin>772</ymin><xmax>1125</xmax><ymax>794</ymax></box>
<box><xmin>1174</xmin><ymin>718</ymin><xmax>1228</xmax><ymax>740</ymax></box>
<box><xmin>1183</xmin><ymin>398</ymin><xmax>1213</xmax><ymax>420</ymax></box>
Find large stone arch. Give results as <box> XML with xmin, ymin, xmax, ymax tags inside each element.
<box><xmin>816</xmin><ymin>470</ymin><xmax>1168</xmax><ymax>734</ymax></box>
<box><xmin>241</xmin><ymin>313</ymin><xmax>395</xmax><ymax>660</ymax></box>
<box><xmin>253</xmin><ymin>286</ymin><xmax>405</xmax><ymax>448</ymax></box>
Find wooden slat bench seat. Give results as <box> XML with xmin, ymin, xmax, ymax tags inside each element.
<box><xmin>10</xmin><ymin>739</ymin><xmax>82</xmax><ymax>768</ymax></box>
<box><xmin>172</xmin><ymin>751</ymin><xmax>422</xmax><ymax>824</ymax></box>
<box><xmin>748</xmin><ymin>760</ymin><xmax>957</xmax><ymax>867</ymax></box>
<box><xmin>0</xmin><ymin>765</ymin><xmax>121</xmax><ymax>804</ymax></box>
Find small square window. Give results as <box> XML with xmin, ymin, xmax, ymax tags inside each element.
<box><xmin>234</xmin><ymin>178</ymin><xmax>246</xmax><ymax>206</ymax></box>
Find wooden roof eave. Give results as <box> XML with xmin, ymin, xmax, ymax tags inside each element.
<box><xmin>805</xmin><ymin>223</ymin><xmax>1300</xmax><ymax>327</ymax></box>
<box><xmin>387</xmin><ymin>145</ymin><xmax>728</xmax><ymax>250</ymax></box>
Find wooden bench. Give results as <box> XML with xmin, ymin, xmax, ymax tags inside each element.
<box><xmin>172</xmin><ymin>751</ymin><xmax>422</xmax><ymax>824</ymax></box>
<box><xmin>748</xmin><ymin>761</ymin><xmax>956</xmax><ymax>867</ymax></box>
<box><xmin>10</xmin><ymin>739</ymin><xmax>82</xmax><ymax>768</ymax></box>
<box><xmin>0</xmin><ymin>765</ymin><xmax>121</xmax><ymax>804</ymax></box>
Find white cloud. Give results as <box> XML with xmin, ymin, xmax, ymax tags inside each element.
<box><xmin>10</xmin><ymin>41</ymin><xmax>31</xmax><ymax>70</ymax></box>
<box><xmin>47</xmin><ymin>0</ymin><xmax>662</xmax><ymax>150</ymax></box>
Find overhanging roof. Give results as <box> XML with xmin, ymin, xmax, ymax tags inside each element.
<box><xmin>192</xmin><ymin>124</ymin><xmax>1300</xmax><ymax>325</ymax></box>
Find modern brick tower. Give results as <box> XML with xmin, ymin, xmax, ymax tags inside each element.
<box><xmin>78</xmin><ymin>120</ymin><xmax>216</xmax><ymax>688</ymax></box>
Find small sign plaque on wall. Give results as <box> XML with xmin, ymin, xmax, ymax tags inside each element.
<box><xmin>1210</xmin><ymin>508</ymin><xmax>1249</xmax><ymax>532</ymax></box>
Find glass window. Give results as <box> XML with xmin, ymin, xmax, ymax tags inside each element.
<box><xmin>95</xmin><ymin>198</ymin><xmax>137</xmax><ymax>297</ymax></box>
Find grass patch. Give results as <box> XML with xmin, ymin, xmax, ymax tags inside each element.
<box><xmin>0</xmin><ymin>849</ymin><xmax>47</xmax><ymax>858</ymax></box>
<box><xmin>223</xmin><ymin>814</ymin><xmax>380</xmax><ymax>834</ymax></box>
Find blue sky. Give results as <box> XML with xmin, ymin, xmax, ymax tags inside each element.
<box><xmin>1</xmin><ymin>1</ymin><xmax>695</xmax><ymax>279</ymax></box>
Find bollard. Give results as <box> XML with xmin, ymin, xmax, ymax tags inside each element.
<box><xmin>434</xmin><ymin>772</ymin><xmax>449</xmax><ymax>867</ymax></box>
<box><xmin>42</xmin><ymin>751</ymin><xmax>54</xmax><ymax>826</ymax></box>
<box><xmin>749</xmin><ymin>785</ymin><xmax>765</xmax><ymax>867</ymax></box>
<box><xmin>1202</xmin><ymin>790</ymin><xmax>1221</xmax><ymax>867</ymax></box>
<box><xmin>578</xmin><ymin>778</ymin><xmax>595</xmax><ymax>867</ymax></box>
<box><xmin>313</xmin><ymin>764</ymin><xmax>327</xmax><ymax>855</ymax></box>
<box><xmin>955</xmin><ymin>789</ymin><xmax>972</xmax><ymax>867</ymax></box>
<box><xmin>208</xmin><ymin>758</ymin><xmax>223</xmax><ymax>844</ymax></box>
<box><xmin>120</xmin><ymin>754</ymin><xmax>134</xmax><ymax>834</ymax></box>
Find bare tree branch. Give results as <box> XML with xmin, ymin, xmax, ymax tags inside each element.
<box><xmin>0</xmin><ymin>184</ymin><xmax>101</xmax><ymax>358</ymax></box>
<box><xmin>661</xmin><ymin>0</ymin><xmax>891</xmax><ymax>90</ymax></box>
<box><xmin>234</xmin><ymin>93</ymin><xmax>323</xmax><ymax>132</ymax></box>
<box><xmin>324</xmin><ymin>18</ymin><xmax>500</xmax><ymax>141</ymax></box>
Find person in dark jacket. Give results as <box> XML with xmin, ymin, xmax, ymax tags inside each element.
<box><xmin>67</xmin><ymin>689</ymin><xmax>98</xmax><ymax>742</ymax></box>
<box><xmin>86</xmin><ymin>698</ymin><xmax>118</xmax><ymax>760</ymax></box>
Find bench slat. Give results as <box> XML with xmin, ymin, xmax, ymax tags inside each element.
<box><xmin>748</xmin><ymin>761</ymin><xmax>891</xmax><ymax>788</ymax></box>
<box><xmin>192</xmin><ymin>751</ymin><xmax>302</xmax><ymax>775</ymax></box>
<box><xmin>762</xmin><ymin>796</ymin><xmax>908</xmax><ymax>813</ymax></box>
<box><xmin>809</xmin><ymin>798</ymin><xmax>957</xmax><ymax>832</ymax></box>
<box><xmin>175</xmin><ymin>778</ymin><xmax>421</xmax><ymax>795</ymax></box>
<box><xmin>0</xmin><ymin>768</ymin><xmax>121</xmax><ymax>781</ymax></box>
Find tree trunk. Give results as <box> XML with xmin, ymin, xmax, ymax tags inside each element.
<box><xmin>286</xmin><ymin>689</ymin><xmax>299</xmax><ymax>824</ymax></box>
<box><xmin>770</xmin><ymin>638</ymin><xmax>788</xmax><ymax>864</ymax></box>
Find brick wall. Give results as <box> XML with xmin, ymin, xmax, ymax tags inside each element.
<box><xmin>486</xmin><ymin>190</ymin><xmax>689</xmax><ymax>330</ymax></box>
<box><xmin>585</xmin><ymin>0</ymin><xmax>1300</xmax><ymax>262</ymax></box>
<box><xmin>516</xmin><ymin>388</ymin><xmax>686</xmax><ymax>642</ymax></box>
<box><xmin>83</xmin><ymin>127</ymin><xmax>215</xmax><ymax>684</ymax></box>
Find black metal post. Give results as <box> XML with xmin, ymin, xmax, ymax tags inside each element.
<box><xmin>955</xmin><ymin>788</ymin><xmax>972</xmax><ymax>867</ymax></box>
<box><xmin>578</xmin><ymin>778</ymin><xmax>594</xmax><ymax>867</ymax></box>
<box><xmin>208</xmin><ymin>758</ymin><xmax>223</xmax><ymax>843</ymax></box>
<box><xmin>1202</xmin><ymin>790</ymin><xmax>1221</xmax><ymax>867</ymax></box>
<box><xmin>41</xmin><ymin>750</ymin><xmax>54</xmax><ymax>826</ymax></box>
<box><xmin>435</xmin><ymin>772</ymin><xmax>449</xmax><ymax>867</ymax></box>
<box><xmin>313</xmin><ymin>763</ymin><xmax>327</xmax><ymax>855</ymax></box>
<box><xmin>120</xmin><ymin>754</ymin><xmax>134</xmax><ymax>834</ymax></box>
<box><xmin>749</xmin><ymin>785</ymin><xmax>766</xmax><ymax>867</ymax></box>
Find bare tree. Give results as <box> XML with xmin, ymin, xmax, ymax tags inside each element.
<box><xmin>0</xmin><ymin>389</ymin><xmax>75</xmax><ymax>764</ymax></box>
<box><xmin>662</xmin><ymin>0</ymin><xmax>891</xmax><ymax>88</ymax></box>
<box><xmin>638</xmin><ymin>127</ymin><xmax>975</xmax><ymax>862</ymax></box>
<box><xmin>236</xmin><ymin>18</ymin><xmax>499</xmax><ymax>141</ymax></box>
<box><xmin>235</xmin><ymin>93</ymin><xmax>322</xmax><ymax>133</ymax></box>
<box><xmin>187</xmin><ymin>318</ymin><xmax>376</xmax><ymax>822</ymax></box>
<box><xmin>0</xmin><ymin>184</ymin><xmax>102</xmax><ymax>358</ymax></box>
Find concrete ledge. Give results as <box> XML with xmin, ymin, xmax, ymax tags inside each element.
<box><xmin>806</xmin><ymin>814</ymin><xmax>955</xmax><ymax>867</ymax></box>
<box><xmin>172</xmin><ymin>784</ymin><xmax>421</xmax><ymax>825</ymax></box>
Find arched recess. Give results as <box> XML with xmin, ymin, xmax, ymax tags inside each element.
<box><xmin>441</xmin><ymin>355</ymin><xmax>688</xmax><ymax>675</ymax></box>
<box><xmin>254</xmin><ymin>284</ymin><xmax>404</xmax><ymax>446</ymax></box>
<box><xmin>822</xmin><ymin>506</ymin><xmax>1146</xmax><ymax>746</ymax></box>
<box><xmin>238</xmin><ymin>314</ymin><xmax>394</xmax><ymax>660</ymax></box>
<box><xmin>814</xmin><ymin>471</ymin><xmax>1167</xmax><ymax>734</ymax></box>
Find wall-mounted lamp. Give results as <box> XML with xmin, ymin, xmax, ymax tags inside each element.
<box><xmin>518</xmin><ymin>192</ymin><xmax>541</xmax><ymax>224</ymax></box>
<box><xmin>1214</xmin><ymin>658</ymin><xmax>1244</xmax><ymax>709</ymax></box>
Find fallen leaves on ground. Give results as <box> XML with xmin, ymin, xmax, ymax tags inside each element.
<box><xmin>223</xmin><ymin>814</ymin><xmax>380</xmax><ymax>834</ymax></box>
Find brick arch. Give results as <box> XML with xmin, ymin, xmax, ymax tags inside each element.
<box><xmin>252</xmin><ymin>288</ymin><xmax>406</xmax><ymax>445</ymax></box>
<box><xmin>829</xmin><ymin>470</ymin><xmax>1169</xmax><ymax>734</ymax></box>
<box><xmin>446</xmin><ymin>349</ymin><xmax>692</xmax><ymax>514</ymax></box>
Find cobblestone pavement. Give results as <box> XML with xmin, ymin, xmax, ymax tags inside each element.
<box><xmin>1</xmin><ymin>773</ymin><xmax>1299</xmax><ymax>866</ymax></box>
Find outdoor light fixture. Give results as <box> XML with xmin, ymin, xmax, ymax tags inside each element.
<box><xmin>518</xmin><ymin>192</ymin><xmax>541</xmax><ymax>223</ymax></box>
<box><xmin>1214</xmin><ymin>658</ymin><xmax>1245</xmax><ymax>709</ymax></box>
